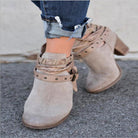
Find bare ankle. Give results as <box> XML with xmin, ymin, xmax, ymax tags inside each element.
<box><xmin>46</xmin><ymin>37</ymin><xmax>75</xmax><ymax>57</ymax></box>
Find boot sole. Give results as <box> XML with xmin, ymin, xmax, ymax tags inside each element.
<box><xmin>86</xmin><ymin>64</ymin><xmax>122</xmax><ymax>93</ymax></box>
<box><xmin>22</xmin><ymin>112</ymin><xmax>70</xmax><ymax>130</ymax></box>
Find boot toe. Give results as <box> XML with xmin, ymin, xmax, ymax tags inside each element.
<box><xmin>22</xmin><ymin>111</ymin><xmax>70</xmax><ymax>129</ymax></box>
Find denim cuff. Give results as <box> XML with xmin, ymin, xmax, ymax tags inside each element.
<box><xmin>44</xmin><ymin>17</ymin><xmax>92</xmax><ymax>39</ymax></box>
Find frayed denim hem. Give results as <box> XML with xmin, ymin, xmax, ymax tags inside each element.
<box><xmin>43</xmin><ymin>17</ymin><xmax>92</xmax><ymax>39</ymax></box>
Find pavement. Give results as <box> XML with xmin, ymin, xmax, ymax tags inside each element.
<box><xmin>1</xmin><ymin>60</ymin><xmax>138</xmax><ymax>138</ymax></box>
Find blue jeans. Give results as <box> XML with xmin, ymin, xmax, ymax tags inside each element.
<box><xmin>32</xmin><ymin>1</ymin><xmax>90</xmax><ymax>38</ymax></box>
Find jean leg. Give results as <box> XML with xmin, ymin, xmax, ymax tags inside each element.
<box><xmin>32</xmin><ymin>1</ymin><xmax>91</xmax><ymax>38</ymax></box>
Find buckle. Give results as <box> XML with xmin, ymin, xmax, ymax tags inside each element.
<box><xmin>71</xmin><ymin>66</ymin><xmax>79</xmax><ymax>82</ymax></box>
<box><xmin>72</xmin><ymin>72</ymin><xmax>79</xmax><ymax>82</ymax></box>
<box><xmin>71</xmin><ymin>67</ymin><xmax>79</xmax><ymax>92</ymax></box>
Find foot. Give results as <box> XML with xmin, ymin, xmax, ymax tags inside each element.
<box><xmin>22</xmin><ymin>44</ymin><xmax>78</xmax><ymax>129</ymax></box>
<box><xmin>73</xmin><ymin>24</ymin><xmax>129</xmax><ymax>93</ymax></box>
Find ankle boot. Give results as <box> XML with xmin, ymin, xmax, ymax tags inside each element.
<box><xmin>22</xmin><ymin>44</ymin><xmax>78</xmax><ymax>129</ymax></box>
<box><xmin>73</xmin><ymin>24</ymin><xmax>129</xmax><ymax>93</ymax></box>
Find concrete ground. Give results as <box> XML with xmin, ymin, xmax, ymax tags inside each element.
<box><xmin>1</xmin><ymin>60</ymin><xmax>138</xmax><ymax>138</ymax></box>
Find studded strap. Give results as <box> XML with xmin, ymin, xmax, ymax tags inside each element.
<box><xmin>34</xmin><ymin>65</ymin><xmax>79</xmax><ymax>92</ymax></box>
<box><xmin>34</xmin><ymin>47</ymin><xmax>79</xmax><ymax>92</ymax></box>
<box><xmin>34</xmin><ymin>66</ymin><xmax>78</xmax><ymax>82</ymax></box>
<box><xmin>73</xmin><ymin>24</ymin><xmax>110</xmax><ymax>58</ymax></box>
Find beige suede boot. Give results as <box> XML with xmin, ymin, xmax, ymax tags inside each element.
<box><xmin>22</xmin><ymin>44</ymin><xmax>78</xmax><ymax>129</ymax></box>
<box><xmin>73</xmin><ymin>24</ymin><xmax>129</xmax><ymax>93</ymax></box>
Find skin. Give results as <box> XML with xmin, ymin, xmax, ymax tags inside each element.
<box><xmin>46</xmin><ymin>37</ymin><xmax>75</xmax><ymax>57</ymax></box>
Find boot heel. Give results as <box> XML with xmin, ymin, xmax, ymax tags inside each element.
<box><xmin>114</xmin><ymin>36</ymin><xmax>129</xmax><ymax>56</ymax></box>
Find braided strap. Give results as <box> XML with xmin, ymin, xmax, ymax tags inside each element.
<box><xmin>37</xmin><ymin>54</ymin><xmax>73</xmax><ymax>66</ymax></box>
<box><xmin>73</xmin><ymin>24</ymin><xmax>111</xmax><ymax>58</ymax></box>
<box><xmin>34</xmin><ymin>66</ymin><xmax>78</xmax><ymax>92</ymax></box>
<box><xmin>34</xmin><ymin>52</ymin><xmax>79</xmax><ymax>92</ymax></box>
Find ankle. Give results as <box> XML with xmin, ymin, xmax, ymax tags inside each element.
<box><xmin>46</xmin><ymin>37</ymin><xmax>75</xmax><ymax>57</ymax></box>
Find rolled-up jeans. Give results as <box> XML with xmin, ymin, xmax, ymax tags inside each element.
<box><xmin>32</xmin><ymin>0</ymin><xmax>90</xmax><ymax>38</ymax></box>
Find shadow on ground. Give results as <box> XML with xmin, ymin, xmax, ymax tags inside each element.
<box><xmin>1</xmin><ymin>60</ymin><xmax>138</xmax><ymax>138</ymax></box>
